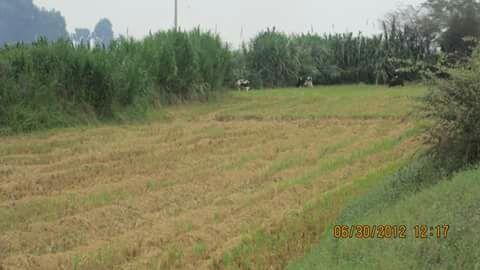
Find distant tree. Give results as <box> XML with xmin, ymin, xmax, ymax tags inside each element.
<box><xmin>382</xmin><ymin>5</ymin><xmax>438</xmax><ymax>58</ymax></box>
<box><xmin>440</xmin><ymin>2</ymin><xmax>480</xmax><ymax>58</ymax></box>
<box><xmin>73</xmin><ymin>28</ymin><xmax>91</xmax><ymax>45</ymax></box>
<box><xmin>0</xmin><ymin>0</ymin><xmax>36</xmax><ymax>44</ymax></box>
<box><xmin>423</xmin><ymin>0</ymin><xmax>480</xmax><ymax>59</ymax></box>
<box><xmin>93</xmin><ymin>18</ymin><xmax>114</xmax><ymax>47</ymax></box>
<box><xmin>35</xmin><ymin>8</ymin><xmax>68</xmax><ymax>41</ymax></box>
<box><xmin>0</xmin><ymin>0</ymin><xmax>67</xmax><ymax>45</ymax></box>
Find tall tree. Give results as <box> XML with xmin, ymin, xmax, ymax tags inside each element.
<box><xmin>423</xmin><ymin>0</ymin><xmax>480</xmax><ymax>58</ymax></box>
<box><xmin>35</xmin><ymin>8</ymin><xmax>68</xmax><ymax>41</ymax></box>
<box><xmin>93</xmin><ymin>18</ymin><xmax>114</xmax><ymax>47</ymax></box>
<box><xmin>73</xmin><ymin>28</ymin><xmax>91</xmax><ymax>45</ymax></box>
<box><xmin>0</xmin><ymin>0</ymin><xmax>67</xmax><ymax>45</ymax></box>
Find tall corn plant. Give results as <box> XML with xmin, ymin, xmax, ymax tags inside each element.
<box><xmin>242</xmin><ymin>25</ymin><xmax>438</xmax><ymax>88</ymax></box>
<box><xmin>141</xmin><ymin>29</ymin><xmax>231</xmax><ymax>104</ymax></box>
<box><xmin>0</xmin><ymin>29</ymin><xmax>233</xmax><ymax>133</ymax></box>
<box><xmin>246</xmin><ymin>28</ymin><xmax>299</xmax><ymax>88</ymax></box>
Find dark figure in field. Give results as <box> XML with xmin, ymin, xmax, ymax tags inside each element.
<box><xmin>428</xmin><ymin>66</ymin><xmax>451</xmax><ymax>80</ymax></box>
<box><xmin>297</xmin><ymin>76</ymin><xmax>314</xmax><ymax>88</ymax></box>
<box><xmin>388</xmin><ymin>75</ymin><xmax>405</xmax><ymax>87</ymax></box>
<box><xmin>297</xmin><ymin>77</ymin><xmax>305</xmax><ymax>88</ymax></box>
<box><xmin>383</xmin><ymin>59</ymin><xmax>405</xmax><ymax>88</ymax></box>
<box><xmin>435</xmin><ymin>71</ymin><xmax>451</xmax><ymax>79</ymax></box>
<box><xmin>236</xmin><ymin>79</ymin><xmax>251</xmax><ymax>91</ymax></box>
<box><xmin>385</xmin><ymin>67</ymin><xmax>405</xmax><ymax>88</ymax></box>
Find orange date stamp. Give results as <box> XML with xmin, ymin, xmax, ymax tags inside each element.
<box><xmin>333</xmin><ymin>224</ymin><xmax>450</xmax><ymax>240</ymax></box>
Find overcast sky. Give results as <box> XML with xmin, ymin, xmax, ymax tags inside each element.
<box><xmin>33</xmin><ymin>0</ymin><xmax>424</xmax><ymax>47</ymax></box>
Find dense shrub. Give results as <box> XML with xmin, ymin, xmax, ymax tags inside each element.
<box><xmin>423</xmin><ymin>46</ymin><xmax>480</xmax><ymax>164</ymax></box>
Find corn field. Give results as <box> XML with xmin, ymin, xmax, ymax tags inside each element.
<box><xmin>0</xmin><ymin>29</ymin><xmax>232</xmax><ymax>133</ymax></box>
<box><xmin>235</xmin><ymin>23</ymin><xmax>439</xmax><ymax>88</ymax></box>
<box><xmin>0</xmin><ymin>25</ymin><xmax>439</xmax><ymax>133</ymax></box>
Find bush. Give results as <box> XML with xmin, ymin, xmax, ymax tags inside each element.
<box><xmin>423</xmin><ymin>46</ymin><xmax>480</xmax><ymax>164</ymax></box>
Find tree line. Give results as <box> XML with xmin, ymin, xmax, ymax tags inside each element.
<box><xmin>0</xmin><ymin>30</ymin><xmax>232</xmax><ymax>134</ymax></box>
<box><xmin>234</xmin><ymin>0</ymin><xmax>480</xmax><ymax>88</ymax></box>
<box><xmin>1</xmin><ymin>0</ymin><xmax>480</xmax><ymax>134</ymax></box>
<box><xmin>0</xmin><ymin>0</ymin><xmax>114</xmax><ymax>47</ymax></box>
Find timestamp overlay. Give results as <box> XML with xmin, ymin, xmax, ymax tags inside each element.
<box><xmin>333</xmin><ymin>224</ymin><xmax>450</xmax><ymax>240</ymax></box>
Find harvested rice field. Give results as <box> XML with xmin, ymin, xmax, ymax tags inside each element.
<box><xmin>0</xmin><ymin>85</ymin><xmax>427</xmax><ymax>269</ymax></box>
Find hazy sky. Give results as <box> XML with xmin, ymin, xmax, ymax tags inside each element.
<box><xmin>33</xmin><ymin>0</ymin><xmax>424</xmax><ymax>47</ymax></box>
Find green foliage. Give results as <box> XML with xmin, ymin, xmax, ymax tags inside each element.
<box><xmin>423</xmin><ymin>46</ymin><xmax>480</xmax><ymax>163</ymax></box>
<box><xmin>230</xmin><ymin>45</ymin><xmax>249</xmax><ymax>86</ymax></box>
<box><xmin>239</xmin><ymin>25</ymin><xmax>437</xmax><ymax>88</ymax></box>
<box><xmin>246</xmin><ymin>28</ymin><xmax>299</xmax><ymax>88</ymax></box>
<box><xmin>72</xmin><ymin>28</ymin><xmax>91</xmax><ymax>45</ymax></box>
<box><xmin>0</xmin><ymin>29</ymin><xmax>232</xmax><ymax>134</ymax></box>
<box><xmin>424</xmin><ymin>0</ymin><xmax>480</xmax><ymax>59</ymax></box>
<box><xmin>140</xmin><ymin>29</ymin><xmax>232</xmax><ymax>104</ymax></box>
<box><xmin>289</xmin><ymin>155</ymin><xmax>478</xmax><ymax>270</ymax></box>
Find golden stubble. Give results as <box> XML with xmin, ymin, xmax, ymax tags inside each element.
<box><xmin>0</xmin><ymin>89</ymin><xmax>423</xmax><ymax>269</ymax></box>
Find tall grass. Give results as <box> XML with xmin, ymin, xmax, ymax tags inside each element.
<box><xmin>288</xmin><ymin>155</ymin><xmax>478</xmax><ymax>270</ymax></box>
<box><xmin>236</xmin><ymin>24</ymin><xmax>439</xmax><ymax>88</ymax></box>
<box><xmin>0</xmin><ymin>29</ymin><xmax>232</xmax><ymax>134</ymax></box>
<box><xmin>0</xmin><ymin>25</ymin><xmax>440</xmax><ymax>134</ymax></box>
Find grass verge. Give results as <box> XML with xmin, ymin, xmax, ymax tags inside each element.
<box><xmin>289</xmin><ymin>156</ymin><xmax>479</xmax><ymax>270</ymax></box>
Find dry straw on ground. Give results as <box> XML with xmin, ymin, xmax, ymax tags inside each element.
<box><xmin>0</xmin><ymin>86</ymin><xmax>424</xmax><ymax>269</ymax></box>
